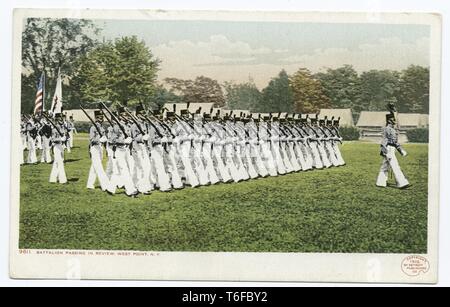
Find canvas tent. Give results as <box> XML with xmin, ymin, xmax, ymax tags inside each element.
<box><xmin>356</xmin><ymin>111</ymin><xmax>429</xmax><ymax>142</ymax></box>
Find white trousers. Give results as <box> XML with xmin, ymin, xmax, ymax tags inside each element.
<box><xmin>36</xmin><ymin>135</ymin><xmax>42</xmax><ymax>150</ymax></box>
<box><xmin>131</xmin><ymin>144</ymin><xmax>153</xmax><ymax>193</ymax></box>
<box><xmin>202</xmin><ymin>142</ymin><xmax>220</xmax><ymax>184</ymax></box>
<box><xmin>287</xmin><ymin>142</ymin><xmax>302</xmax><ymax>172</ymax></box>
<box><xmin>193</xmin><ymin>141</ymin><xmax>210</xmax><ymax>185</ymax></box>
<box><xmin>114</xmin><ymin>148</ymin><xmax>137</xmax><ymax>195</ymax></box>
<box><xmin>166</xmin><ymin>145</ymin><xmax>184</xmax><ymax>189</ymax></box>
<box><xmin>87</xmin><ymin>145</ymin><xmax>114</xmax><ymax>192</ymax></box>
<box><xmin>212</xmin><ymin>144</ymin><xmax>232</xmax><ymax>183</ymax></box>
<box><xmin>225</xmin><ymin>143</ymin><xmax>242</xmax><ymax>182</ymax></box>
<box><xmin>333</xmin><ymin>143</ymin><xmax>346</xmax><ymax>166</ymax></box>
<box><xmin>325</xmin><ymin>141</ymin><xmax>340</xmax><ymax>167</ymax></box>
<box><xmin>27</xmin><ymin>137</ymin><xmax>37</xmax><ymax>164</ymax></box>
<box><xmin>243</xmin><ymin>143</ymin><xmax>259</xmax><ymax>179</ymax></box>
<box><xmin>40</xmin><ymin>136</ymin><xmax>52</xmax><ymax>163</ymax></box>
<box><xmin>251</xmin><ymin>143</ymin><xmax>269</xmax><ymax>177</ymax></box>
<box><xmin>69</xmin><ymin>131</ymin><xmax>74</xmax><ymax>148</ymax></box>
<box><xmin>234</xmin><ymin>144</ymin><xmax>250</xmax><ymax>181</ymax></box>
<box><xmin>49</xmin><ymin>144</ymin><xmax>67</xmax><ymax>183</ymax></box>
<box><xmin>317</xmin><ymin>142</ymin><xmax>332</xmax><ymax>168</ymax></box>
<box><xmin>271</xmin><ymin>141</ymin><xmax>286</xmax><ymax>175</ymax></box>
<box><xmin>309</xmin><ymin>142</ymin><xmax>323</xmax><ymax>169</ymax></box>
<box><xmin>260</xmin><ymin>141</ymin><xmax>278</xmax><ymax>177</ymax></box>
<box><xmin>179</xmin><ymin>142</ymin><xmax>200</xmax><ymax>187</ymax></box>
<box><xmin>150</xmin><ymin>145</ymin><xmax>172</xmax><ymax>191</ymax></box>
<box><xmin>376</xmin><ymin>146</ymin><xmax>409</xmax><ymax>188</ymax></box>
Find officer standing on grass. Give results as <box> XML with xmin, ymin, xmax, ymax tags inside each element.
<box><xmin>376</xmin><ymin>113</ymin><xmax>410</xmax><ymax>189</ymax></box>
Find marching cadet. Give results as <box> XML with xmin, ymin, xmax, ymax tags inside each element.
<box><xmin>236</xmin><ymin>116</ymin><xmax>259</xmax><ymax>179</ymax></box>
<box><xmin>20</xmin><ymin>115</ymin><xmax>27</xmax><ymax>165</ymax></box>
<box><xmin>172</xmin><ymin>110</ymin><xmax>201</xmax><ymax>187</ymax></box>
<box><xmin>147</xmin><ymin>112</ymin><xmax>173</xmax><ymax>192</ymax></box>
<box><xmin>328</xmin><ymin>117</ymin><xmax>346</xmax><ymax>166</ymax></box>
<box><xmin>321</xmin><ymin>117</ymin><xmax>340</xmax><ymax>167</ymax></box>
<box><xmin>39</xmin><ymin>113</ymin><xmax>53</xmax><ymax>163</ymax></box>
<box><xmin>303</xmin><ymin>117</ymin><xmax>324</xmax><ymax>169</ymax></box>
<box><xmin>130</xmin><ymin>105</ymin><xmax>153</xmax><ymax>194</ymax></box>
<box><xmin>61</xmin><ymin>114</ymin><xmax>71</xmax><ymax>153</ymax></box>
<box><xmin>189</xmin><ymin>109</ymin><xmax>210</xmax><ymax>185</ymax></box>
<box><xmin>279</xmin><ymin>116</ymin><xmax>301</xmax><ymax>172</ymax></box>
<box><xmin>258</xmin><ymin>114</ymin><xmax>278</xmax><ymax>177</ymax></box>
<box><xmin>269</xmin><ymin>114</ymin><xmax>289</xmax><ymax>175</ymax></box>
<box><xmin>315</xmin><ymin>118</ymin><xmax>332</xmax><ymax>168</ymax></box>
<box><xmin>25</xmin><ymin>115</ymin><xmax>38</xmax><ymax>164</ymax></box>
<box><xmin>86</xmin><ymin>110</ymin><xmax>115</xmax><ymax>194</ymax></box>
<box><xmin>200</xmin><ymin>112</ymin><xmax>221</xmax><ymax>184</ymax></box>
<box><xmin>67</xmin><ymin>115</ymin><xmax>77</xmax><ymax>150</ymax></box>
<box><xmin>110</xmin><ymin>107</ymin><xmax>138</xmax><ymax>197</ymax></box>
<box><xmin>376</xmin><ymin>113</ymin><xmax>410</xmax><ymax>189</ymax></box>
<box><xmin>210</xmin><ymin>111</ymin><xmax>234</xmax><ymax>183</ymax></box>
<box><xmin>245</xmin><ymin>115</ymin><xmax>270</xmax><ymax>177</ymax></box>
<box><xmin>49</xmin><ymin>113</ymin><xmax>67</xmax><ymax>184</ymax></box>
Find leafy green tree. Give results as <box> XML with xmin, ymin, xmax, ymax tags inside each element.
<box><xmin>165</xmin><ymin>76</ymin><xmax>225</xmax><ymax>107</ymax></box>
<box><xmin>148</xmin><ymin>84</ymin><xmax>182</xmax><ymax>112</ymax></box>
<box><xmin>72</xmin><ymin>36</ymin><xmax>160</xmax><ymax>108</ymax></box>
<box><xmin>354</xmin><ymin>70</ymin><xmax>401</xmax><ymax>114</ymax></box>
<box><xmin>254</xmin><ymin>70</ymin><xmax>294</xmax><ymax>113</ymax></box>
<box><xmin>21</xmin><ymin>18</ymin><xmax>100</xmax><ymax>112</ymax></box>
<box><xmin>224</xmin><ymin>79</ymin><xmax>262</xmax><ymax>111</ymax></box>
<box><xmin>315</xmin><ymin>65</ymin><xmax>359</xmax><ymax>110</ymax></box>
<box><xmin>290</xmin><ymin>68</ymin><xmax>331</xmax><ymax>113</ymax></box>
<box><xmin>397</xmin><ymin>65</ymin><xmax>429</xmax><ymax>113</ymax></box>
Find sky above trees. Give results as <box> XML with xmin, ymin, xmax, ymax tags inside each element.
<box><xmin>96</xmin><ymin>20</ymin><xmax>430</xmax><ymax>88</ymax></box>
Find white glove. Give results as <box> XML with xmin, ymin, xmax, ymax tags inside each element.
<box><xmin>161</xmin><ymin>137</ymin><xmax>168</xmax><ymax>143</ymax></box>
<box><xmin>400</xmin><ymin>148</ymin><xmax>408</xmax><ymax>157</ymax></box>
<box><xmin>142</xmin><ymin>134</ymin><xmax>149</xmax><ymax>141</ymax></box>
<box><xmin>100</xmin><ymin>136</ymin><xmax>107</xmax><ymax>143</ymax></box>
<box><xmin>124</xmin><ymin>137</ymin><xmax>132</xmax><ymax>144</ymax></box>
<box><xmin>61</xmin><ymin>136</ymin><xmax>67</xmax><ymax>142</ymax></box>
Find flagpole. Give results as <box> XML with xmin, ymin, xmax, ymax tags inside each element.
<box><xmin>42</xmin><ymin>72</ymin><xmax>46</xmax><ymax>113</ymax></box>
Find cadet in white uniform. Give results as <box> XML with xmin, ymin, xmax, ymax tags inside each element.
<box><xmin>87</xmin><ymin>110</ymin><xmax>115</xmax><ymax>194</ymax></box>
<box><xmin>49</xmin><ymin>113</ymin><xmax>67</xmax><ymax>184</ymax></box>
<box><xmin>376</xmin><ymin>113</ymin><xmax>410</xmax><ymax>189</ymax></box>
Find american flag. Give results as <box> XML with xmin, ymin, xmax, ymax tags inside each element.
<box><xmin>34</xmin><ymin>73</ymin><xmax>45</xmax><ymax>115</ymax></box>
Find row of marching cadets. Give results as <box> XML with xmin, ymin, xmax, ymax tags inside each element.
<box><xmin>20</xmin><ymin>112</ymin><xmax>77</xmax><ymax>165</ymax></box>
<box><xmin>86</xmin><ymin>103</ymin><xmax>346</xmax><ymax>197</ymax></box>
<box><xmin>20</xmin><ymin>112</ymin><xmax>77</xmax><ymax>184</ymax></box>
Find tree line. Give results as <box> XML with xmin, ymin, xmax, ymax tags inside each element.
<box><xmin>21</xmin><ymin>19</ymin><xmax>429</xmax><ymax>118</ymax></box>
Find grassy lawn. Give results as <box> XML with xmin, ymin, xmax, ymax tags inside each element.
<box><xmin>18</xmin><ymin>134</ymin><xmax>428</xmax><ymax>253</ymax></box>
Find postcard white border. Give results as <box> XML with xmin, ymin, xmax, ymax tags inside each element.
<box><xmin>9</xmin><ymin>9</ymin><xmax>441</xmax><ymax>283</ymax></box>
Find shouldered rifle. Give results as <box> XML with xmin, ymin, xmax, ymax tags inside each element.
<box><xmin>118</xmin><ymin>103</ymin><xmax>145</xmax><ymax>135</ymax></box>
<box><xmin>137</xmin><ymin>113</ymin><xmax>164</xmax><ymax>139</ymax></box>
<box><xmin>99</xmin><ymin>101</ymin><xmax>128</xmax><ymax>138</ymax></box>
<box><xmin>80</xmin><ymin>105</ymin><xmax>103</xmax><ymax>136</ymax></box>
<box><xmin>41</xmin><ymin>112</ymin><xmax>63</xmax><ymax>137</ymax></box>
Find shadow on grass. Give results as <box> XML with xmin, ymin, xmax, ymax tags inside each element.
<box><xmin>65</xmin><ymin>158</ymin><xmax>82</xmax><ymax>163</ymax></box>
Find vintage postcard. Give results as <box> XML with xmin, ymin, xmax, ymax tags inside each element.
<box><xmin>9</xmin><ymin>9</ymin><xmax>441</xmax><ymax>283</ymax></box>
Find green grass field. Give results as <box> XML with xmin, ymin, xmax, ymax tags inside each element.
<box><xmin>19</xmin><ymin>134</ymin><xmax>428</xmax><ymax>253</ymax></box>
